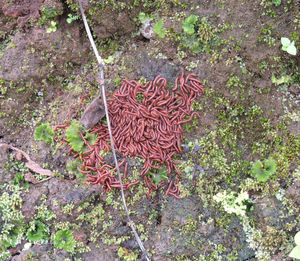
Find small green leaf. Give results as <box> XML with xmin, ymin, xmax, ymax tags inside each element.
<box><xmin>153</xmin><ymin>19</ymin><xmax>166</xmax><ymax>38</ymax></box>
<box><xmin>34</xmin><ymin>123</ymin><xmax>54</xmax><ymax>145</ymax></box>
<box><xmin>26</xmin><ymin>220</ymin><xmax>49</xmax><ymax>243</ymax></box>
<box><xmin>272</xmin><ymin>0</ymin><xmax>281</xmax><ymax>6</ymax></box>
<box><xmin>287</xmin><ymin>45</ymin><xmax>297</xmax><ymax>55</ymax></box>
<box><xmin>263</xmin><ymin>157</ymin><xmax>276</xmax><ymax>176</ymax></box>
<box><xmin>281</xmin><ymin>37</ymin><xmax>290</xmax><ymax>46</ymax></box>
<box><xmin>150</xmin><ymin>169</ymin><xmax>168</xmax><ymax>186</ymax></box>
<box><xmin>289</xmin><ymin>245</ymin><xmax>300</xmax><ymax>259</ymax></box>
<box><xmin>251</xmin><ymin>160</ymin><xmax>267</xmax><ymax>182</ymax></box>
<box><xmin>182</xmin><ymin>15</ymin><xmax>198</xmax><ymax>35</ymax></box>
<box><xmin>182</xmin><ymin>23</ymin><xmax>195</xmax><ymax>34</ymax></box>
<box><xmin>295</xmin><ymin>231</ymin><xmax>300</xmax><ymax>245</ymax></box>
<box><xmin>138</xmin><ymin>12</ymin><xmax>153</xmax><ymax>23</ymax></box>
<box><xmin>53</xmin><ymin>229</ymin><xmax>76</xmax><ymax>253</ymax></box>
<box><xmin>271</xmin><ymin>74</ymin><xmax>292</xmax><ymax>85</ymax></box>
<box><xmin>186</xmin><ymin>14</ymin><xmax>198</xmax><ymax>25</ymax></box>
<box><xmin>85</xmin><ymin>132</ymin><xmax>97</xmax><ymax>146</ymax></box>
<box><xmin>66</xmin><ymin>120</ymin><xmax>84</xmax><ymax>152</ymax></box>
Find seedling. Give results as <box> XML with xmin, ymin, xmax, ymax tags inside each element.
<box><xmin>149</xmin><ymin>168</ymin><xmax>168</xmax><ymax>186</ymax></box>
<box><xmin>65</xmin><ymin>120</ymin><xmax>97</xmax><ymax>152</ymax></box>
<box><xmin>34</xmin><ymin>123</ymin><xmax>54</xmax><ymax>145</ymax></box>
<box><xmin>26</xmin><ymin>220</ymin><xmax>49</xmax><ymax>243</ymax></box>
<box><xmin>67</xmin><ymin>14</ymin><xmax>79</xmax><ymax>24</ymax></box>
<box><xmin>138</xmin><ymin>12</ymin><xmax>153</xmax><ymax>24</ymax></box>
<box><xmin>289</xmin><ymin>231</ymin><xmax>300</xmax><ymax>259</ymax></box>
<box><xmin>46</xmin><ymin>21</ymin><xmax>57</xmax><ymax>33</ymax></box>
<box><xmin>281</xmin><ymin>37</ymin><xmax>297</xmax><ymax>55</ymax></box>
<box><xmin>153</xmin><ymin>19</ymin><xmax>166</xmax><ymax>38</ymax></box>
<box><xmin>251</xmin><ymin>157</ymin><xmax>276</xmax><ymax>182</ymax></box>
<box><xmin>53</xmin><ymin>229</ymin><xmax>76</xmax><ymax>253</ymax></box>
<box><xmin>181</xmin><ymin>15</ymin><xmax>218</xmax><ymax>53</ymax></box>
<box><xmin>272</xmin><ymin>0</ymin><xmax>281</xmax><ymax>6</ymax></box>
<box><xmin>182</xmin><ymin>14</ymin><xmax>198</xmax><ymax>35</ymax></box>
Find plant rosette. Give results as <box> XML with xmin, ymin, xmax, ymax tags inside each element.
<box><xmin>281</xmin><ymin>37</ymin><xmax>297</xmax><ymax>55</ymax></box>
<box><xmin>289</xmin><ymin>231</ymin><xmax>300</xmax><ymax>259</ymax></box>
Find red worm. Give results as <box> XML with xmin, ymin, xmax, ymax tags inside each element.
<box><xmin>77</xmin><ymin>167</ymin><xmax>91</xmax><ymax>174</ymax></box>
<box><xmin>78</xmin><ymin>94</ymin><xmax>88</xmax><ymax>106</ymax></box>
<box><xmin>168</xmin><ymin>191</ymin><xmax>181</xmax><ymax>199</ymax></box>
<box><xmin>165</xmin><ymin>181</ymin><xmax>173</xmax><ymax>195</ymax></box>
<box><xmin>54</xmin><ymin>123</ymin><xmax>70</xmax><ymax>132</ymax></box>
<box><xmin>60</xmin><ymin>72</ymin><xmax>204</xmax><ymax>198</ymax></box>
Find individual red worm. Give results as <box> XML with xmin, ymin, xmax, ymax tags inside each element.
<box><xmin>78</xmin><ymin>94</ymin><xmax>88</xmax><ymax>106</ymax></box>
<box><xmin>54</xmin><ymin>123</ymin><xmax>70</xmax><ymax>132</ymax></box>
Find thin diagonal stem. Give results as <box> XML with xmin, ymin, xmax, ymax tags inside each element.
<box><xmin>77</xmin><ymin>1</ymin><xmax>150</xmax><ymax>260</ymax></box>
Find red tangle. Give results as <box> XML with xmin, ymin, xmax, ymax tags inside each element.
<box><xmin>72</xmin><ymin>73</ymin><xmax>204</xmax><ymax>198</ymax></box>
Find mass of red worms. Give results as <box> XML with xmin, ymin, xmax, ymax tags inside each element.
<box><xmin>56</xmin><ymin>73</ymin><xmax>204</xmax><ymax>199</ymax></box>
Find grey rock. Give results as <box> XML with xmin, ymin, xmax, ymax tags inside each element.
<box><xmin>11</xmin><ymin>244</ymin><xmax>51</xmax><ymax>261</ymax></box>
<box><xmin>80</xmin><ymin>95</ymin><xmax>105</xmax><ymax>129</ymax></box>
<box><xmin>136</xmin><ymin>53</ymin><xmax>180</xmax><ymax>83</ymax></box>
<box><xmin>141</xmin><ymin>20</ymin><xmax>154</xmax><ymax>39</ymax></box>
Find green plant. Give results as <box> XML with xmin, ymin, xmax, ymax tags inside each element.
<box><xmin>182</xmin><ymin>14</ymin><xmax>198</xmax><ymax>35</ymax></box>
<box><xmin>281</xmin><ymin>37</ymin><xmax>297</xmax><ymax>55</ymax></box>
<box><xmin>153</xmin><ymin>19</ymin><xmax>166</xmax><ymax>38</ymax></box>
<box><xmin>66</xmin><ymin>14</ymin><xmax>79</xmax><ymax>23</ymax></box>
<box><xmin>138</xmin><ymin>12</ymin><xmax>153</xmax><ymax>23</ymax></box>
<box><xmin>65</xmin><ymin>120</ymin><xmax>97</xmax><ymax>152</ymax></box>
<box><xmin>148</xmin><ymin>168</ymin><xmax>168</xmax><ymax>186</ymax></box>
<box><xmin>289</xmin><ymin>231</ymin><xmax>300</xmax><ymax>259</ymax></box>
<box><xmin>26</xmin><ymin>220</ymin><xmax>49</xmax><ymax>243</ymax></box>
<box><xmin>181</xmin><ymin>15</ymin><xmax>219</xmax><ymax>53</ymax></box>
<box><xmin>0</xmin><ymin>185</ymin><xmax>25</xmax><ymax>249</ymax></box>
<box><xmin>13</xmin><ymin>173</ymin><xmax>29</xmax><ymax>189</ymax></box>
<box><xmin>213</xmin><ymin>190</ymin><xmax>251</xmax><ymax>217</ymax></box>
<box><xmin>117</xmin><ymin>247</ymin><xmax>138</xmax><ymax>261</ymax></box>
<box><xmin>46</xmin><ymin>21</ymin><xmax>57</xmax><ymax>33</ymax></box>
<box><xmin>39</xmin><ymin>6</ymin><xmax>61</xmax><ymax>25</ymax></box>
<box><xmin>251</xmin><ymin>157</ymin><xmax>276</xmax><ymax>182</ymax></box>
<box><xmin>53</xmin><ymin>229</ymin><xmax>76</xmax><ymax>253</ymax></box>
<box><xmin>272</xmin><ymin>0</ymin><xmax>281</xmax><ymax>6</ymax></box>
<box><xmin>136</xmin><ymin>93</ymin><xmax>144</xmax><ymax>103</ymax></box>
<box><xmin>1</xmin><ymin>223</ymin><xmax>25</xmax><ymax>248</ymax></box>
<box><xmin>271</xmin><ymin>74</ymin><xmax>292</xmax><ymax>85</ymax></box>
<box><xmin>34</xmin><ymin>123</ymin><xmax>54</xmax><ymax>145</ymax></box>
<box><xmin>66</xmin><ymin>158</ymin><xmax>82</xmax><ymax>178</ymax></box>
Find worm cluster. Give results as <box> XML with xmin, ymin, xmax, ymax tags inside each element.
<box><xmin>75</xmin><ymin>73</ymin><xmax>204</xmax><ymax>198</ymax></box>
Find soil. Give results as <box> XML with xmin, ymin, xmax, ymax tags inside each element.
<box><xmin>0</xmin><ymin>0</ymin><xmax>299</xmax><ymax>261</ymax></box>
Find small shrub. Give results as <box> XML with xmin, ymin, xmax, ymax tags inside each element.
<box><xmin>1</xmin><ymin>223</ymin><xmax>25</xmax><ymax>248</ymax></box>
<box><xmin>138</xmin><ymin>12</ymin><xmax>153</xmax><ymax>24</ymax></box>
<box><xmin>182</xmin><ymin>14</ymin><xmax>198</xmax><ymax>35</ymax></box>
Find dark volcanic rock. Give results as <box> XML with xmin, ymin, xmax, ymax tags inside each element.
<box><xmin>0</xmin><ymin>24</ymin><xmax>89</xmax><ymax>82</ymax></box>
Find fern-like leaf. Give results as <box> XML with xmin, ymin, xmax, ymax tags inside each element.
<box><xmin>66</xmin><ymin>120</ymin><xmax>84</xmax><ymax>152</ymax></box>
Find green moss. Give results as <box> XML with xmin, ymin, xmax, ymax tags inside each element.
<box><xmin>0</xmin><ymin>185</ymin><xmax>25</xmax><ymax>252</ymax></box>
